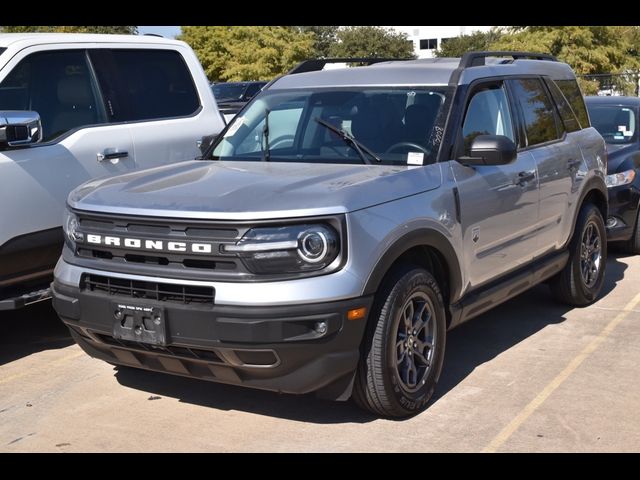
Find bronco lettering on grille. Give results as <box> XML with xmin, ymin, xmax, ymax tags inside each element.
<box><xmin>85</xmin><ymin>234</ymin><xmax>213</xmax><ymax>254</ymax></box>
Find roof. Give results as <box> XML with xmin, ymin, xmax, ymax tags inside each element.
<box><xmin>585</xmin><ymin>96</ymin><xmax>640</xmax><ymax>107</ymax></box>
<box><xmin>0</xmin><ymin>33</ymin><xmax>186</xmax><ymax>49</ymax></box>
<box><xmin>270</xmin><ymin>57</ymin><xmax>576</xmax><ymax>90</ymax></box>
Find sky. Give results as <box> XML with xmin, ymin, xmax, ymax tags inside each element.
<box><xmin>138</xmin><ymin>26</ymin><xmax>181</xmax><ymax>38</ymax></box>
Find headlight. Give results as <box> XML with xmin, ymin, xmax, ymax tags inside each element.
<box><xmin>62</xmin><ymin>210</ymin><xmax>83</xmax><ymax>248</ymax></box>
<box><xmin>223</xmin><ymin>224</ymin><xmax>340</xmax><ymax>274</ymax></box>
<box><xmin>606</xmin><ymin>169</ymin><xmax>636</xmax><ymax>188</ymax></box>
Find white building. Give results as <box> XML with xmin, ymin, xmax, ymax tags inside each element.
<box><xmin>388</xmin><ymin>26</ymin><xmax>494</xmax><ymax>59</ymax></box>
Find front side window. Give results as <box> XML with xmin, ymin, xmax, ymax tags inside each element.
<box><xmin>587</xmin><ymin>104</ymin><xmax>637</xmax><ymax>145</ymax></box>
<box><xmin>0</xmin><ymin>50</ymin><xmax>104</xmax><ymax>141</ymax></box>
<box><xmin>462</xmin><ymin>84</ymin><xmax>515</xmax><ymax>154</ymax></box>
<box><xmin>510</xmin><ymin>78</ymin><xmax>560</xmax><ymax>147</ymax></box>
<box><xmin>89</xmin><ymin>49</ymin><xmax>199</xmax><ymax>122</ymax></box>
<box><xmin>211</xmin><ymin>87</ymin><xmax>450</xmax><ymax>166</ymax></box>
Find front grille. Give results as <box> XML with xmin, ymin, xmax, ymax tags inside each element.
<box><xmin>92</xmin><ymin>332</ymin><xmax>225</xmax><ymax>363</ymax></box>
<box><xmin>82</xmin><ymin>274</ymin><xmax>215</xmax><ymax>305</ymax></box>
<box><xmin>74</xmin><ymin>212</ymin><xmax>248</xmax><ymax>275</ymax></box>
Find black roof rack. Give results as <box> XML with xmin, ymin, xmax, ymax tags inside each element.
<box><xmin>287</xmin><ymin>57</ymin><xmax>412</xmax><ymax>75</ymax></box>
<box><xmin>143</xmin><ymin>33</ymin><xmax>163</xmax><ymax>38</ymax></box>
<box><xmin>459</xmin><ymin>51</ymin><xmax>557</xmax><ymax>68</ymax></box>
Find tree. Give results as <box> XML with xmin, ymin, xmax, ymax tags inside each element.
<box><xmin>329</xmin><ymin>26</ymin><xmax>415</xmax><ymax>59</ymax></box>
<box><xmin>435</xmin><ymin>29</ymin><xmax>503</xmax><ymax>58</ymax></box>
<box><xmin>1</xmin><ymin>26</ymin><xmax>137</xmax><ymax>34</ymax></box>
<box><xmin>295</xmin><ymin>26</ymin><xmax>339</xmax><ymax>58</ymax></box>
<box><xmin>179</xmin><ymin>26</ymin><xmax>314</xmax><ymax>82</ymax></box>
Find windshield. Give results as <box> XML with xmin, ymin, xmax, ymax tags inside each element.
<box><xmin>209</xmin><ymin>87</ymin><xmax>450</xmax><ymax>166</ymax></box>
<box><xmin>212</xmin><ymin>83</ymin><xmax>248</xmax><ymax>102</ymax></box>
<box><xmin>587</xmin><ymin>104</ymin><xmax>637</xmax><ymax>145</ymax></box>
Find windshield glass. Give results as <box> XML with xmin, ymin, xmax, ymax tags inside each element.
<box><xmin>209</xmin><ymin>87</ymin><xmax>450</xmax><ymax>166</ymax></box>
<box><xmin>587</xmin><ymin>105</ymin><xmax>637</xmax><ymax>145</ymax></box>
<box><xmin>212</xmin><ymin>83</ymin><xmax>247</xmax><ymax>102</ymax></box>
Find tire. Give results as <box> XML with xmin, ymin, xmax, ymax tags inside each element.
<box><xmin>353</xmin><ymin>265</ymin><xmax>447</xmax><ymax>418</ymax></box>
<box><xmin>550</xmin><ymin>203</ymin><xmax>607</xmax><ymax>306</ymax></box>
<box><xmin>622</xmin><ymin>208</ymin><xmax>640</xmax><ymax>254</ymax></box>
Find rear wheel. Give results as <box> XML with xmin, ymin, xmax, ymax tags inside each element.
<box><xmin>550</xmin><ymin>203</ymin><xmax>606</xmax><ymax>306</ymax></box>
<box><xmin>353</xmin><ymin>265</ymin><xmax>446</xmax><ymax>418</ymax></box>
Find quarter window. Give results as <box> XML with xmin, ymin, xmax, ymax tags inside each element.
<box><xmin>462</xmin><ymin>84</ymin><xmax>515</xmax><ymax>154</ymax></box>
<box><xmin>0</xmin><ymin>50</ymin><xmax>104</xmax><ymax>141</ymax></box>
<box><xmin>510</xmin><ymin>78</ymin><xmax>560</xmax><ymax>146</ymax></box>
<box><xmin>553</xmin><ymin>79</ymin><xmax>590</xmax><ymax>128</ymax></box>
<box><xmin>545</xmin><ymin>78</ymin><xmax>580</xmax><ymax>133</ymax></box>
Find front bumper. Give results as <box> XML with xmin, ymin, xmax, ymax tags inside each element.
<box><xmin>52</xmin><ymin>277</ymin><xmax>372</xmax><ymax>399</ymax></box>
<box><xmin>606</xmin><ymin>183</ymin><xmax>640</xmax><ymax>242</ymax></box>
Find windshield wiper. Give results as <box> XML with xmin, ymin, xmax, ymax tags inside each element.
<box><xmin>314</xmin><ymin>117</ymin><xmax>381</xmax><ymax>165</ymax></box>
<box><xmin>261</xmin><ymin>108</ymin><xmax>271</xmax><ymax>162</ymax></box>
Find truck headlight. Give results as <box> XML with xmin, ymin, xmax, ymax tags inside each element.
<box><xmin>606</xmin><ymin>169</ymin><xmax>636</xmax><ymax>188</ymax></box>
<box><xmin>223</xmin><ymin>224</ymin><xmax>340</xmax><ymax>274</ymax></box>
<box><xmin>62</xmin><ymin>210</ymin><xmax>83</xmax><ymax>248</ymax></box>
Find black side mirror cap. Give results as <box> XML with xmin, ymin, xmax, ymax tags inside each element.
<box><xmin>458</xmin><ymin>134</ymin><xmax>517</xmax><ymax>166</ymax></box>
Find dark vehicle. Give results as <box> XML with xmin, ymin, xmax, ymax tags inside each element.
<box><xmin>586</xmin><ymin>96</ymin><xmax>640</xmax><ymax>252</ymax></box>
<box><xmin>212</xmin><ymin>81</ymin><xmax>267</xmax><ymax>122</ymax></box>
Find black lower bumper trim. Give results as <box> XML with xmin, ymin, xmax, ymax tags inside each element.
<box><xmin>52</xmin><ymin>280</ymin><xmax>372</xmax><ymax>398</ymax></box>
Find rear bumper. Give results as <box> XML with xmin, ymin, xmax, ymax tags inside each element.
<box><xmin>52</xmin><ymin>280</ymin><xmax>372</xmax><ymax>399</ymax></box>
<box><xmin>606</xmin><ymin>183</ymin><xmax>640</xmax><ymax>242</ymax></box>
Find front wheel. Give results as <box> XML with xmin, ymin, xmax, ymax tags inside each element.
<box><xmin>353</xmin><ymin>266</ymin><xmax>446</xmax><ymax>418</ymax></box>
<box><xmin>550</xmin><ymin>203</ymin><xmax>606</xmax><ymax>306</ymax></box>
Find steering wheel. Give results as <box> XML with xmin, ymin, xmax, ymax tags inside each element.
<box><xmin>269</xmin><ymin>135</ymin><xmax>295</xmax><ymax>149</ymax></box>
<box><xmin>385</xmin><ymin>142</ymin><xmax>430</xmax><ymax>154</ymax></box>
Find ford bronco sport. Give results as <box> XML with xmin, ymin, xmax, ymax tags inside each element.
<box><xmin>52</xmin><ymin>52</ymin><xmax>608</xmax><ymax>418</ymax></box>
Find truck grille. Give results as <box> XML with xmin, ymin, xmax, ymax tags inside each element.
<box><xmin>82</xmin><ymin>274</ymin><xmax>215</xmax><ymax>305</ymax></box>
<box><xmin>73</xmin><ymin>212</ymin><xmax>252</xmax><ymax>279</ymax></box>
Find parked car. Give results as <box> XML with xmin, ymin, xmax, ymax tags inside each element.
<box><xmin>0</xmin><ymin>33</ymin><xmax>225</xmax><ymax>310</ymax></box>
<box><xmin>585</xmin><ymin>96</ymin><xmax>640</xmax><ymax>252</ymax></box>
<box><xmin>53</xmin><ymin>52</ymin><xmax>607</xmax><ymax>418</ymax></box>
<box><xmin>211</xmin><ymin>81</ymin><xmax>267</xmax><ymax>122</ymax></box>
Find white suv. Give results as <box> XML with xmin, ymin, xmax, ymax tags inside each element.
<box><xmin>0</xmin><ymin>33</ymin><xmax>225</xmax><ymax>309</ymax></box>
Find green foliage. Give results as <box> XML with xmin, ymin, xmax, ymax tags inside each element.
<box><xmin>435</xmin><ymin>29</ymin><xmax>503</xmax><ymax>58</ymax></box>
<box><xmin>179</xmin><ymin>26</ymin><xmax>314</xmax><ymax>82</ymax></box>
<box><xmin>489</xmin><ymin>26</ymin><xmax>640</xmax><ymax>75</ymax></box>
<box><xmin>329</xmin><ymin>26</ymin><xmax>415</xmax><ymax>59</ymax></box>
<box><xmin>295</xmin><ymin>26</ymin><xmax>339</xmax><ymax>58</ymax></box>
<box><xmin>1</xmin><ymin>26</ymin><xmax>137</xmax><ymax>34</ymax></box>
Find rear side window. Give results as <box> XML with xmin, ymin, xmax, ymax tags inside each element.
<box><xmin>510</xmin><ymin>78</ymin><xmax>560</xmax><ymax>147</ymax></box>
<box><xmin>89</xmin><ymin>49</ymin><xmax>199</xmax><ymax>122</ymax></box>
<box><xmin>544</xmin><ymin>78</ymin><xmax>580</xmax><ymax>133</ymax></box>
<box><xmin>0</xmin><ymin>50</ymin><xmax>104</xmax><ymax>141</ymax></box>
<box><xmin>553</xmin><ymin>79</ymin><xmax>590</xmax><ymax>128</ymax></box>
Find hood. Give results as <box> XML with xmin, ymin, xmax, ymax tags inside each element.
<box><xmin>69</xmin><ymin>160</ymin><xmax>442</xmax><ymax>220</ymax></box>
<box><xmin>606</xmin><ymin>143</ymin><xmax>640</xmax><ymax>173</ymax></box>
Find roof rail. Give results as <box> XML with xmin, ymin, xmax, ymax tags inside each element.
<box><xmin>287</xmin><ymin>57</ymin><xmax>411</xmax><ymax>75</ymax></box>
<box><xmin>143</xmin><ymin>33</ymin><xmax>163</xmax><ymax>38</ymax></box>
<box><xmin>459</xmin><ymin>51</ymin><xmax>557</xmax><ymax>68</ymax></box>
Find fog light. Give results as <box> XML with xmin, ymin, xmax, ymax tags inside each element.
<box><xmin>314</xmin><ymin>321</ymin><xmax>328</xmax><ymax>335</ymax></box>
<box><xmin>606</xmin><ymin>217</ymin><xmax>618</xmax><ymax>228</ymax></box>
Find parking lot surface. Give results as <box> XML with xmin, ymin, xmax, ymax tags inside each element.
<box><xmin>2</xmin><ymin>252</ymin><xmax>639</xmax><ymax>452</ymax></box>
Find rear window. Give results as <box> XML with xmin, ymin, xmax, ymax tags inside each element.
<box><xmin>89</xmin><ymin>49</ymin><xmax>200</xmax><ymax>122</ymax></box>
<box><xmin>510</xmin><ymin>78</ymin><xmax>561</xmax><ymax>146</ymax></box>
<box><xmin>553</xmin><ymin>79</ymin><xmax>590</xmax><ymax>128</ymax></box>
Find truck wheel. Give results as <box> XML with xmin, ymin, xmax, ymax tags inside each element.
<box><xmin>353</xmin><ymin>265</ymin><xmax>446</xmax><ymax>418</ymax></box>
<box><xmin>551</xmin><ymin>203</ymin><xmax>606</xmax><ymax>306</ymax></box>
<box><xmin>622</xmin><ymin>208</ymin><xmax>640</xmax><ymax>254</ymax></box>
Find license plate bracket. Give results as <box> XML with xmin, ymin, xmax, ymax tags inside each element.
<box><xmin>112</xmin><ymin>302</ymin><xmax>166</xmax><ymax>346</ymax></box>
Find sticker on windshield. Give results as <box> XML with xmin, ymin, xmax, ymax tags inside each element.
<box><xmin>407</xmin><ymin>151</ymin><xmax>424</xmax><ymax>166</ymax></box>
<box><xmin>224</xmin><ymin>116</ymin><xmax>245</xmax><ymax>137</ymax></box>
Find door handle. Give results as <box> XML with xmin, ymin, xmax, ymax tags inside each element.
<box><xmin>517</xmin><ymin>170</ymin><xmax>536</xmax><ymax>186</ymax></box>
<box><xmin>567</xmin><ymin>159</ymin><xmax>582</xmax><ymax>170</ymax></box>
<box><xmin>97</xmin><ymin>149</ymin><xmax>128</xmax><ymax>163</ymax></box>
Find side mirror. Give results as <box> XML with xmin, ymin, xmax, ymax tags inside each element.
<box><xmin>0</xmin><ymin>111</ymin><xmax>42</xmax><ymax>149</ymax></box>
<box><xmin>459</xmin><ymin>135</ymin><xmax>517</xmax><ymax>166</ymax></box>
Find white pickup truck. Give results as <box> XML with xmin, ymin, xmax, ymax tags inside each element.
<box><xmin>0</xmin><ymin>33</ymin><xmax>225</xmax><ymax>310</ymax></box>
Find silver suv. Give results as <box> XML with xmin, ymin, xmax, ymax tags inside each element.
<box><xmin>52</xmin><ymin>52</ymin><xmax>608</xmax><ymax>418</ymax></box>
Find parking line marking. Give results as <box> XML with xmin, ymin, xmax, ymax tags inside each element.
<box><xmin>0</xmin><ymin>350</ymin><xmax>84</xmax><ymax>386</ymax></box>
<box><xmin>482</xmin><ymin>291</ymin><xmax>640</xmax><ymax>453</ymax></box>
